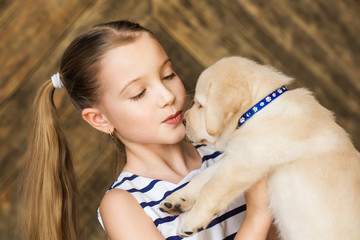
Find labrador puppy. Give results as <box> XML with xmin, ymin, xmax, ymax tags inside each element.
<box><xmin>159</xmin><ymin>56</ymin><xmax>360</xmax><ymax>239</ymax></box>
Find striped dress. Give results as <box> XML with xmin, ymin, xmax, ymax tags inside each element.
<box><xmin>98</xmin><ymin>144</ymin><xmax>247</xmax><ymax>239</ymax></box>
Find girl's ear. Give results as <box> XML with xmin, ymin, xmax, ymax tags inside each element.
<box><xmin>81</xmin><ymin>108</ymin><xmax>113</xmax><ymax>134</ymax></box>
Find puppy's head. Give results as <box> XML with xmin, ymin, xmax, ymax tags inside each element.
<box><xmin>184</xmin><ymin>56</ymin><xmax>293</xmax><ymax>144</ymax></box>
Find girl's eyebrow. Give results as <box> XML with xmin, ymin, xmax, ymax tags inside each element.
<box><xmin>120</xmin><ymin>77</ymin><xmax>140</xmax><ymax>94</ymax></box>
<box><xmin>161</xmin><ymin>58</ymin><xmax>171</xmax><ymax>69</ymax></box>
<box><xmin>120</xmin><ymin>58</ymin><xmax>171</xmax><ymax>94</ymax></box>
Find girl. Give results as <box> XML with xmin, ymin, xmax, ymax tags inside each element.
<box><xmin>21</xmin><ymin>20</ymin><xmax>273</xmax><ymax>240</ymax></box>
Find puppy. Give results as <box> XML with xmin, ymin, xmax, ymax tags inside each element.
<box><xmin>159</xmin><ymin>57</ymin><xmax>360</xmax><ymax>239</ymax></box>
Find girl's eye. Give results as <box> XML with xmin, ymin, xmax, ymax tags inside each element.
<box><xmin>130</xmin><ymin>90</ymin><xmax>146</xmax><ymax>101</ymax></box>
<box><xmin>163</xmin><ymin>72</ymin><xmax>176</xmax><ymax>80</ymax></box>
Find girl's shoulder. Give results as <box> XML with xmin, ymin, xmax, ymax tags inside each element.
<box><xmin>100</xmin><ymin>188</ymin><xmax>134</xmax><ymax>208</ymax></box>
<box><xmin>99</xmin><ymin>188</ymin><xmax>165</xmax><ymax>239</ymax></box>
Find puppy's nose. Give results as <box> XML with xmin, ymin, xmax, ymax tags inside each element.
<box><xmin>182</xmin><ymin>118</ymin><xmax>187</xmax><ymax>126</ymax></box>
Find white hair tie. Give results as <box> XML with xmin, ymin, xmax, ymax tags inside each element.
<box><xmin>51</xmin><ymin>72</ymin><xmax>64</xmax><ymax>89</ymax></box>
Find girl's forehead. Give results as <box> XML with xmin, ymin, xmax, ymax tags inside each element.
<box><xmin>101</xmin><ymin>35</ymin><xmax>166</xmax><ymax>71</ymax></box>
<box><xmin>98</xmin><ymin>35</ymin><xmax>168</xmax><ymax>89</ymax></box>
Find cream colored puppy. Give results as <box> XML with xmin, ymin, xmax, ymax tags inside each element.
<box><xmin>159</xmin><ymin>56</ymin><xmax>360</xmax><ymax>239</ymax></box>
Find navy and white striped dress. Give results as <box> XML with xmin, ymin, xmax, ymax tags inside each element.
<box><xmin>98</xmin><ymin>145</ymin><xmax>247</xmax><ymax>239</ymax></box>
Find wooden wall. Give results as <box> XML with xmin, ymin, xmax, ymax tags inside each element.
<box><xmin>0</xmin><ymin>0</ymin><xmax>359</xmax><ymax>239</ymax></box>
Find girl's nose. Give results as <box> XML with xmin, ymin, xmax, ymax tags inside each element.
<box><xmin>158</xmin><ymin>84</ymin><xmax>175</xmax><ymax>108</ymax></box>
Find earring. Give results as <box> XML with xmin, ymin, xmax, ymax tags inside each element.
<box><xmin>109</xmin><ymin>129</ymin><xmax>115</xmax><ymax>139</ymax></box>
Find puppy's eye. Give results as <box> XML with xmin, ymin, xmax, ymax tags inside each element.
<box><xmin>197</xmin><ymin>104</ymin><xmax>203</xmax><ymax>109</ymax></box>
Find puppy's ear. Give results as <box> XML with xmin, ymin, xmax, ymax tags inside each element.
<box><xmin>205</xmin><ymin>79</ymin><xmax>248</xmax><ymax>136</ymax></box>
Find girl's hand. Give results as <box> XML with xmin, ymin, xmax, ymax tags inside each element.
<box><xmin>235</xmin><ymin>177</ymin><xmax>273</xmax><ymax>240</ymax></box>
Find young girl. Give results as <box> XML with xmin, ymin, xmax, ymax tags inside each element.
<box><xmin>21</xmin><ymin>20</ymin><xmax>273</xmax><ymax>240</ymax></box>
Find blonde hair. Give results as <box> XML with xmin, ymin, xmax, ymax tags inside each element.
<box><xmin>21</xmin><ymin>20</ymin><xmax>152</xmax><ymax>240</ymax></box>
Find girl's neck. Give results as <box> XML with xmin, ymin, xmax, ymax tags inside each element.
<box><xmin>122</xmin><ymin>141</ymin><xmax>201</xmax><ymax>184</ymax></box>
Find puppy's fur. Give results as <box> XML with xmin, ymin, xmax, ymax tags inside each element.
<box><xmin>160</xmin><ymin>57</ymin><xmax>360</xmax><ymax>239</ymax></box>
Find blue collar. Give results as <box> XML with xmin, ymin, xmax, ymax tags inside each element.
<box><xmin>237</xmin><ymin>86</ymin><xmax>288</xmax><ymax>128</ymax></box>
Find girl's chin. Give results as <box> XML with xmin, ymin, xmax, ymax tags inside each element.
<box><xmin>166</xmin><ymin>130</ymin><xmax>186</xmax><ymax>144</ymax></box>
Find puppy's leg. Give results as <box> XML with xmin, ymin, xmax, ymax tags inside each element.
<box><xmin>177</xmin><ymin>157</ymin><xmax>268</xmax><ymax>237</ymax></box>
<box><xmin>159</xmin><ymin>159</ymin><xmax>223</xmax><ymax>215</ymax></box>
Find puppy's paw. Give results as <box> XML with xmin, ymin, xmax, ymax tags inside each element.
<box><xmin>159</xmin><ymin>192</ymin><xmax>195</xmax><ymax>215</ymax></box>
<box><xmin>177</xmin><ymin>211</ymin><xmax>211</xmax><ymax>237</ymax></box>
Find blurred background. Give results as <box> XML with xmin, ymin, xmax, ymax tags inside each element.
<box><xmin>0</xmin><ymin>0</ymin><xmax>359</xmax><ymax>239</ymax></box>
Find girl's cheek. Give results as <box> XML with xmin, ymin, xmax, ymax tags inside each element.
<box><xmin>176</xmin><ymin>81</ymin><xmax>186</xmax><ymax>97</ymax></box>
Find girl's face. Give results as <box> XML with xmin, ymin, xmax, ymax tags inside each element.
<box><xmin>97</xmin><ymin>33</ymin><xmax>187</xmax><ymax>146</ymax></box>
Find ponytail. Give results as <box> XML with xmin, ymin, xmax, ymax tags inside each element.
<box><xmin>20</xmin><ymin>81</ymin><xmax>78</xmax><ymax>240</ymax></box>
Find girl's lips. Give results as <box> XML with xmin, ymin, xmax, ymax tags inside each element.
<box><xmin>162</xmin><ymin>111</ymin><xmax>183</xmax><ymax>124</ymax></box>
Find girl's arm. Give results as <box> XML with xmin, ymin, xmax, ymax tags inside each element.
<box><xmin>235</xmin><ymin>177</ymin><xmax>275</xmax><ymax>240</ymax></box>
<box><xmin>100</xmin><ymin>189</ymin><xmax>165</xmax><ymax>240</ymax></box>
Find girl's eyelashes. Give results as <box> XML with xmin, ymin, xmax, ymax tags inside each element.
<box><xmin>163</xmin><ymin>72</ymin><xmax>176</xmax><ymax>80</ymax></box>
<box><xmin>129</xmin><ymin>72</ymin><xmax>176</xmax><ymax>101</ymax></box>
<box><xmin>130</xmin><ymin>89</ymin><xmax>146</xmax><ymax>101</ymax></box>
